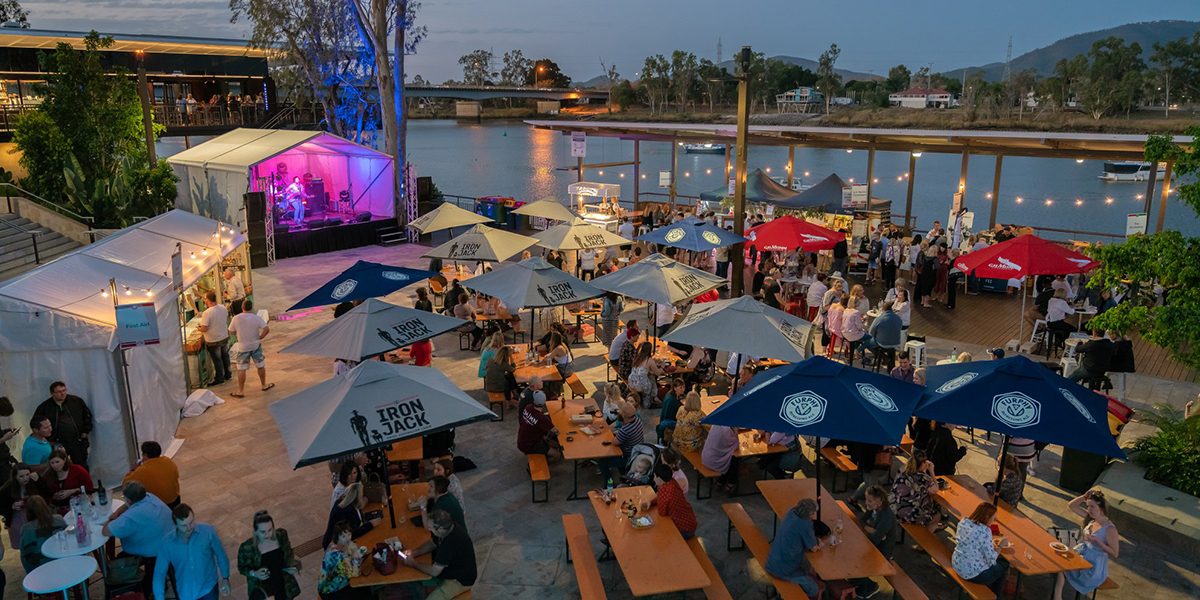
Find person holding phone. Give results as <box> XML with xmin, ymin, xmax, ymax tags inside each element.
<box><xmin>237</xmin><ymin>511</ymin><xmax>300</xmax><ymax>600</ymax></box>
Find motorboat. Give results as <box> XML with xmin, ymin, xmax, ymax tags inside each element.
<box><xmin>1098</xmin><ymin>161</ymin><xmax>1165</xmax><ymax>182</ymax></box>
<box><xmin>683</xmin><ymin>143</ymin><xmax>726</xmax><ymax>154</ymax></box>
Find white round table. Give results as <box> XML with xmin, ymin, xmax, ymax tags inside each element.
<box><xmin>42</xmin><ymin>496</ymin><xmax>124</xmax><ymax>560</ymax></box>
<box><xmin>24</xmin><ymin>555</ymin><xmax>97</xmax><ymax>599</ymax></box>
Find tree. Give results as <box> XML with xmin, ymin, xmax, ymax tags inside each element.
<box><xmin>344</xmin><ymin>0</ymin><xmax>427</xmax><ymax>227</ymax></box>
<box><xmin>0</xmin><ymin>0</ymin><xmax>28</xmax><ymax>27</ymax></box>
<box><xmin>500</xmin><ymin>50</ymin><xmax>531</xmax><ymax>86</ymax></box>
<box><xmin>886</xmin><ymin>64</ymin><xmax>911</xmax><ymax>93</ymax></box>
<box><xmin>1009</xmin><ymin>69</ymin><xmax>1038</xmax><ymax>119</ymax></box>
<box><xmin>609</xmin><ymin>80</ymin><xmax>637</xmax><ymax>110</ymax></box>
<box><xmin>458</xmin><ymin>49</ymin><xmax>495</xmax><ymax>85</ymax></box>
<box><xmin>697</xmin><ymin>58</ymin><xmax>728</xmax><ymax>111</ymax></box>
<box><xmin>528</xmin><ymin>59</ymin><xmax>570</xmax><ymax>88</ymax></box>
<box><xmin>12</xmin><ymin>32</ymin><xmax>176</xmax><ymax>227</ymax></box>
<box><xmin>816</xmin><ymin>44</ymin><xmax>841</xmax><ymax>113</ymax></box>
<box><xmin>1151</xmin><ymin>38</ymin><xmax>1190</xmax><ymax>117</ymax></box>
<box><xmin>1076</xmin><ymin>37</ymin><xmax>1144</xmax><ymax>120</ymax></box>
<box><xmin>641</xmin><ymin>55</ymin><xmax>670</xmax><ymax>114</ymax></box>
<box><xmin>598</xmin><ymin>59</ymin><xmax>620</xmax><ymax>113</ymax></box>
<box><xmin>668</xmin><ymin>50</ymin><xmax>698</xmax><ymax>111</ymax></box>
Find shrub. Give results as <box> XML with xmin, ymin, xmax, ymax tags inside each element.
<box><xmin>1131</xmin><ymin>402</ymin><xmax>1200</xmax><ymax>496</ymax></box>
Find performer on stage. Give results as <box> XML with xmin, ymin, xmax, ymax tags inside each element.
<box><xmin>285</xmin><ymin>176</ymin><xmax>307</xmax><ymax>223</ymax></box>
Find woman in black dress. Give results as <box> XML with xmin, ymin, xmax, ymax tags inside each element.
<box><xmin>237</xmin><ymin>511</ymin><xmax>300</xmax><ymax>600</ymax></box>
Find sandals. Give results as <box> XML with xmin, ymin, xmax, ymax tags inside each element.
<box><xmin>262</xmin><ymin>383</ymin><xmax>276</xmax><ymax>391</ymax></box>
<box><xmin>230</xmin><ymin>392</ymin><xmax>245</xmax><ymax>398</ymax></box>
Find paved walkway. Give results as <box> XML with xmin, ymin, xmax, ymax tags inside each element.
<box><xmin>3</xmin><ymin>242</ymin><xmax>1196</xmax><ymax>600</ymax></box>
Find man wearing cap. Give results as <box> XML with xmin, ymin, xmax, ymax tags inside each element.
<box><xmin>987</xmin><ymin>348</ymin><xmax>1005</xmax><ymax>360</ymax></box>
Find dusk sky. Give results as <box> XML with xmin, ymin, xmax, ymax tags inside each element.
<box><xmin>25</xmin><ymin>0</ymin><xmax>1200</xmax><ymax>82</ymax></box>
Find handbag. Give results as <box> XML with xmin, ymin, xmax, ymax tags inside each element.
<box><xmin>363</xmin><ymin>472</ymin><xmax>387</xmax><ymax>505</ymax></box>
<box><xmin>371</xmin><ymin>542</ymin><xmax>399</xmax><ymax>576</ymax></box>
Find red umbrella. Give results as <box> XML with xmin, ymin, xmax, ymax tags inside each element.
<box><xmin>953</xmin><ymin>235</ymin><xmax>1100</xmax><ymax>279</ymax></box>
<box><xmin>746</xmin><ymin>215</ymin><xmax>843</xmax><ymax>252</ymax></box>
<box><xmin>953</xmin><ymin>235</ymin><xmax>1101</xmax><ymax>341</ymax></box>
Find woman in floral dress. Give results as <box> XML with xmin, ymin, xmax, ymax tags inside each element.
<box><xmin>891</xmin><ymin>449</ymin><xmax>944</xmax><ymax>533</ymax></box>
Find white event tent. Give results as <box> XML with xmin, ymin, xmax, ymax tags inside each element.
<box><xmin>167</xmin><ymin>128</ymin><xmax>395</xmax><ymax>227</ymax></box>
<box><xmin>0</xmin><ymin>210</ymin><xmax>246</xmax><ymax>483</ymax></box>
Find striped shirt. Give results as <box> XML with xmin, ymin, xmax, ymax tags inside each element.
<box><xmin>614</xmin><ymin>414</ymin><xmax>646</xmax><ymax>457</ymax></box>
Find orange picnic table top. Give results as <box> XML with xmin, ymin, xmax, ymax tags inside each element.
<box><xmin>757</xmin><ymin>478</ymin><xmax>897</xmax><ymax>580</ymax></box>
<box><xmin>350</xmin><ymin>483</ymin><xmax>432</xmax><ymax>587</ymax></box>
<box><xmin>935</xmin><ymin>475</ymin><xmax>1092</xmax><ymax>576</ymax></box>
<box><xmin>587</xmin><ymin>486</ymin><xmax>711</xmax><ymax>596</ymax></box>
<box><xmin>548</xmin><ymin>398</ymin><xmax>621</xmax><ymax>461</ymax></box>
<box><xmin>386</xmin><ymin>437</ymin><xmax>423</xmax><ymax>462</ymax></box>
<box><xmin>701</xmin><ymin>395</ymin><xmax>789</xmax><ymax>458</ymax></box>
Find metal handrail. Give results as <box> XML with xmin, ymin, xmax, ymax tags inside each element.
<box><xmin>0</xmin><ymin>183</ymin><xmax>95</xmax><ymax>224</ymax></box>
<box><xmin>0</xmin><ymin>213</ymin><xmax>44</xmax><ymax>264</ymax></box>
<box><xmin>262</xmin><ymin>106</ymin><xmax>297</xmax><ymax>130</ymax></box>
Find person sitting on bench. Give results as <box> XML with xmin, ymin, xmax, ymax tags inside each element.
<box><xmin>1068</xmin><ymin>328</ymin><xmax>1114</xmax><ymax>384</ymax></box>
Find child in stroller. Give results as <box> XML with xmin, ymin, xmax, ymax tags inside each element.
<box><xmin>622</xmin><ymin>443</ymin><xmax>662</xmax><ymax>486</ymax></box>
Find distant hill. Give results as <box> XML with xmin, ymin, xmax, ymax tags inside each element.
<box><xmin>943</xmin><ymin>20</ymin><xmax>1200</xmax><ymax>81</ymax></box>
<box><xmin>577</xmin><ymin>74</ymin><xmax>611</xmax><ymax>89</ymax></box>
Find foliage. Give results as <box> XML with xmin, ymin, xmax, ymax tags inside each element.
<box><xmin>609</xmin><ymin>80</ymin><xmax>637</xmax><ymax>110</ymax></box>
<box><xmin>500</xmin><ymin>50</ymin><xmax>531</xmax><ymax>86</ymax></box>
<box><xmin>1131</xmin><ymin>403</ymin><xmax>1200</xmax><ymax>497</ymax></box>
<box><xmin>458</xmin><ymin>49</ymin><xmax>496</xmax><ymax>85</ymax></box>
<box><xmin>886</xmin><ymin>64</ymin><xmax>911</xmax><ymax>93</ymax></box>
<box><xmin>11</xmin><ymin>32</ymin><xmax>176</xmax><ymax>228</ymax></box>
<box><xmin>816</xmin><ymin>44</ymin><xmax>841</xmax><ymax>113</ymax></box>
<box><xmin>1086</xmin><ymin>128</ymin><xmax>1200</xmax><ymax>370</ymax></box>
<box><xmin>528</xmin><ymin>59</ymin><xmax>570</xmax><ymax>88</ymax></box>
<box><xmin>62</xmin><ymin>153</ymin><xmax>176</xmax><ymax>228</ymax></box>
<box><xmin>669</xmin><ymin>50</ymin><xmax>698</xmax><ymax>112</ymax></box>
<box><xmin>1077</xmin><ymin>37</ymin><xmax>1145</xmax><ymax>120</ymax></box>
<box><xmin>0</xmin><ymin>0</ymin><xmax>28</xmax><ymax>26</ymax></box>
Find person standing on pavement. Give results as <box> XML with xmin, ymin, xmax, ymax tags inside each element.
<box><xmin>199</xmin><ymin>292</ymin><xmax>232</xmax><ymax>386</ymax></box>
<box><xmin>122</xmin><ymin>441</ymin><xmax>181</xmax><ymax>508</ymax></box>
<box><xmin>33</xmin><ymin>382</ymin><xmax>92</xmax><ymax>470</ymax></box>
<box><xmin>223</xmin><ymin>268</ymin><xmax>247</xmax><ymax>316</ymax></box>
<box><xmin>228</xmin><ymin>300</ymin><xmax>274</xmax><ymax>398</ymax></box>
<box><xmin>154</xmin><ymin>504</ymin><xmax>232</xmax><ymax>600</ymax></box>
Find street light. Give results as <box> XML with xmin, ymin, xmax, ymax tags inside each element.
<box><xmin>534</xmin><ymin>65</ymin><xmax>545</xmax><ymax>88</ymax></box>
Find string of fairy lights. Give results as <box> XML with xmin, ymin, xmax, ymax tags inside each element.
<box><xmin>99</xmin><ymin>223</ymin><xmax>234</xmax><ymax>303</ymax></box>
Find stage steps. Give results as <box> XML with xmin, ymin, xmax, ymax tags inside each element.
<box><xmin>377</xmin><ymin>225</ymin><xmax>407</xmax><ymax>246</ymax></box>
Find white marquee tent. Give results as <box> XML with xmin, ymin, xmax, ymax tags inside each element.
<box><xmin>0</xmin><ymin>210</ymin><xmax>246</xmax><ymax>483</ymax></box>
<box><xmin>167</xmin><ymin>128</ymin><xmax>395</xmax><ymax>227</ymax></box>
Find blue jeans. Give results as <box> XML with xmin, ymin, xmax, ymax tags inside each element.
<box><xmin>716</xmin><ymin>261</ymin><xmax>730</xmax><ymax>278</ymax></box>
<box><xmin>196</xmin><ymin>584</ymin><xmax>220</xmax><ymax>600</ymax></box>
<box><xmin>290</xmin><ymin>198</ymin><xmax>305</xmax><ymax>222</ymax></box>
<box><xmin>967</xmin><ymin>558</ymin><xmax>1010</xmax><ymax>595</ymax></box>
<box><xmin>774</xmin><ymin>571</ymin><xmax>819</xmax><ymax>597</ymax></box>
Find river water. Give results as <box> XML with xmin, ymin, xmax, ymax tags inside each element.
<box><xmin>157</xmin><ymin>119</ymin><xmax>1200</xmax><ymax>238</ymax></box>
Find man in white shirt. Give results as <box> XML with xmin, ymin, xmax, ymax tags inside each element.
<box><xmin>197</xmin><ymin>292</ymin><xmax>232</xmax><ymax>385</ymax></box>
<box><xmin>1050</xmin><ymin>275</ymin><xmax>1076</xmax><ymax>300</ymax></box>
<box><xmin>805</xmin><ymin>274</ymin><xmax>828</xmax><ymax>322</ymax></box>
<box><xmin>608</xmin><ymin>320</ymin><xmax>637</xmax><ymax>362</ymax></box>
<box><xmin>227</xmin><ymin>299</ymin><xmax>273</xmax><ymax>397</ymax></box>
<box><xmin>655</xmin><ymin>302</ymin><xmax>678</xmax><ymax>338</ymax></box>
<box><xmin>617</xmin><ymin>218</ymin><xmax>635</xmax><ymax>257</ymax></box>
<box><xmin>223</xmin><ymin>268</ymin><xmax>246</xmax><ymax>315</ymax></box>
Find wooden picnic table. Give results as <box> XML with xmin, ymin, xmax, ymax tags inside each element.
<box><xmin>701</xmin><ymin>395</ymin><xmax>789</xmax><ymax>458</ymax></box>
<box><xmin>514</xmin><ymin>363</ymin><xmax>562</xmax><ymax>383</ymax></box>
<box><xmin>587</xmin><ymin>486</ymin><xmax>712</xmax><ymax>596</ymax></box>
<box><xmin>757</xmin><ymin>478</ymin><xmax>898</xmax><ymax>580</ymax></box>
<box><xmin>934</xmin><ymin>475</ymin><xmax>1092</xmax><ymax>577</ymax></box>
<box><xmin>350</xmin><ymin>483</ymin><xmax>433</xmax><ymax>588</ymax></box>
<box><xmin>549</xmin><ymin>397</ymin><xmax>621</xmax><ymax>500</ymax></box>
<box><xmin>386</xmin><ymin>437</ymin><xmax>423</xmax><ymax>462</ymax></box>
<box><xmin>439</xmin><ymin>265</ymin><xmax>476</xmax><ymax>282</ymax></box>
<box><xmin>568</xmin><ymin>303</ymin><xmax>603</xmax><ymax>344</ymax></box>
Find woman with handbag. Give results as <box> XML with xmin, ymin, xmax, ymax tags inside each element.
<box><xmin>238</xmin><ymin>511</ymin><xmax>301</xmax><ymax>599</ymax></box>
<box><xmin>321</xmin><ymin>483</ymin><xmax>380</xmax><ymax>549</ymax></box>
<box><xmin>318</xmin><ymin>522</ymin><xmax>369</xmax><ymax>600</ymax></box>
<box><xmin>0</xmin><ymin>463</ymin><xmax>46</xmax><ymax>550</ymax></box>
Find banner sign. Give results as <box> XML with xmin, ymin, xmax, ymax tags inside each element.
<box><xmin>570</xmin><ymin>131</ymin><xmax>586</xmax><ymax>158</ymax></box>
<box><xmin>1126</xmin><ymin>213</ymin><xmax>1147</xmax><ymax>236</ymax></box>
<box><xmin>115</xmin><ymin>302</ymin><xmax>160</xmax><ymax>349</ymax></box>
<box><xmin>659</xmin><ymin>171</ymin><xmax>671</xmax><ymax>189</ymax></box>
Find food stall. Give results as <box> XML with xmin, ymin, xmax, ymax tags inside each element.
<box><xmin>568</xmin><ymin>182</ymin><xmax>623</xmax><ymax>233</ymax></box>
<box><xmin>180</xmin><ymin>236</ymin><xmax>252</xmax><ymax>389</ymax></box>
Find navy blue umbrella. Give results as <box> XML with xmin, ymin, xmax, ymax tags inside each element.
<box><xmin>288</xmin><ymin>260</ymin><xmax>436</xmax><ymax>311</ymax></box>
<box><xmin>703</xmin><ymin>356</ymin><xmax>924</xmax><ymax>516</ymax></box>
<box><xmin>637</xmin><ymin>216</ymin><xmax>745</xmax><ymax>252</ymax></box>
<box><xmin>918</xmin><ymin>355</ymin><xmax>1124</xmax><ymax>503</ymax></box>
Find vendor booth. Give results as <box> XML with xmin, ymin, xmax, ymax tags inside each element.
<box><xmin>167</xmin><ymin>128</ymin><xmax>396</xmax><ymax>262</ymax></box>
<box><xmin>568</xmin><ymin>182</ymin><xmax>623</xmax><ymax>232</ymax></box>
<box><xmin>0</xmin><ymin>210</ymin><xmax>248</xmax><ymax>483</ymax></box>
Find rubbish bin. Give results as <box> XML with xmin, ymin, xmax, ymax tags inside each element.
<box><xmin>1059</xmin><ymin>446</ymin><xmax>1109</xmax><ymax>493</ymax></box>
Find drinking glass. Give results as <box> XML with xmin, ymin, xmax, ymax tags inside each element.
<box><xmin>1024</xmin><ymin>548</ymin><xmax>1033</xmax><ymax>562</ymax></box>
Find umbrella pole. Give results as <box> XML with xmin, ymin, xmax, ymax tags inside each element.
<box><xmin>730</xmin><ymin>353</ymin><xmax>744</xmax><ymax>394</ymax></box>
<box><xmin>816</xmin><ymin>436</ymin><xmax>823</xmax><ymax>521</ymax></box>
<box><xmin>382</xmin><ymin>449</ymin><xmax>397</xmax><ymax>528</ymax></box>
<box><xmin>1018</xmin><ymin>285</ymin><xmax>1027</xmax><ymax>345</ymax></box>
<box><xmin>992</xmin><ymin>434</ymin><xmax>1010</xmax><ymax>506</ymax></box>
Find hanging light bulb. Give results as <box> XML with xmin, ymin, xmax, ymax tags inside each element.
<box><xmin>684</xmin><ymin>172</ymin><xmax>690</xmax><ymax>177</ymax></box>
<box><xmin>849</xmin><ymin>178</ymin><xmax>855</xmax><ymax>183</ymax></box>
<box><xmin>1076</xmin><ymin>159</ymin><xmax>1084</xmax><ymax>164</ymax></box>
<box><xmin>803</xmin><ymin>171</ymin><xmax>810</xmax><ymax>177</ymax></box>
<box><xmin>202</xmin><ymin>249</ymin><xmax>209</xmax><ymax>256</ymax></box>
<box><xmin>897</xmin><ymin>176</ymin><xmax>903</xmax><ymax>181</ymax></box>
<box><xmin>846</xmin><ymin>149</ymin><xmax>853</xmax><ymax>153</ymax></box>
<box><xmin>1075</xmin><ymin>199</ymin><xmax>1083</xmax><ymax>206</ymax></box>
<box><xmin>1016</xmin><ymin>197</ymin><xmax>1024</xmax><ymax>203</ymax></box>
<box><xmin>1045</xmin><ymin>199</ymin><xmax>1053</xmax><ymax>205</ymax></box>
<box><xmin>101</xmin><ymin>289</ymin><xmax>109</xmax><ymax>298</ymax></box>
<box><xmin>765</xmin><ymin>168</ymin><xmax>771</xmax><ymax>173</ymax></box>
<box><xmin>986</xmin><ymin>193</ymin><xmax>993</xmax><ymax>199</ymax></box>
<box><xmin>124</xmin><ymin>286</ymin><xmax>132</xmax><ymax>296</ymax></box>
<box><xmin>213</xmin><ymin>232</ymin><xmax>220</xmax><ymax>238</ymax></box>
<box><xmin>1106</xmin><ymin>197</ymin><xmax>1114</xmax><ymax>204</ymax></box>
<box><xmin>145</xmin><ymin>289</ymin><xmax>153</xmax><ymax>297</ymax></box>
<box><xmin>706</xmin><ymin>169</ymin><xmax>712</xmax><ymax>174</ymax></box>
<box><xmin>189</xmin><ymin>251</ymin><xmax>196</xmax><ymax>259</ymax></box>
<box><xmin>1135</xmin><ymin>194</ymin><xmax>1143</xmax><ymax>200</ymax></box>
<box><xmin>872</xmin><ymin>178</ymin><xmax>878</xmax><ymax>184</ymax></box>
<box><xmin>619</xmin><ymin>173</ymin><xmax>625</xmax><ymax>178</ymax></box>
<box><xmin>911</xmin><ymin>151</ymin><xmax>922</xmax><ymax>158</ymax></box>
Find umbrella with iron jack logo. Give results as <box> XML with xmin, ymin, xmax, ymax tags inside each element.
<box><xmin>406</xmin><ymin>202</ymin><xmax>492</xmax><ymax>234</ymax></box>
<box><xmin>422</xmin><ymin>224</ymin><xmax>537</xmax><ymax>263</ymax></box>
<box><xmin>280</xmin><ymin>298</ymin><xmax>468</xmax><ymax>362</ymax></box>
<box><xmin>591</xmin><ymin>252</ymin><xmax>726</xmax><ymax>306</ymax></box>
<box><xmin>532</xmin><ymin>217</ymin><xmax>630</xmax><ymax>251</ymax></box>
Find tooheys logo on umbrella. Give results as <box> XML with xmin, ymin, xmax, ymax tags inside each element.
<box><xmin>348</xmin><ymin>395</ymin><xmax>430</xmax><ymax>444</ymax></box>
<box><xmin>331</xmin><ymin>279</ymin><xmax>358</xmax><ymax>300</ymax></box>
<box><xmin>573</xmin><ymin>233</ymin><xmax>608</xmax><ymax>249</ymax></box>
<box><xmin>992</xmin><ymin>392</ymin><xmax>1041</xmax><ymax>429</ymax></box>
<box><xmin>987</xmin><ymin>257</ymin><xmax>1022</xmax><ymax>271</ymax></box>
<box><xmin>1059</xmin><ymin>388</ymin><xmax>1096</xmax><ymax>423</ymax></box>
<box><xmin>780</xmin><ymin>390</ymin><xmax>828</xmax><ymax>427</ymax></box>
<box><xmin>536</xmin><ymin>282</ymin><xmax>577</xmax><ymax>305</ymax></box>
<box><xmin>446</xmin><ymin>242</ymin><xmax>481</xmax><ymax>259</ymax></box>
<box><xmin>665</xmin><ymin>228</ymin><xmax>685</xmax><ymax>243</ymax></box>
<box><xmin>935</xmin><ymin>372</ymin><xmax>978</xmax><ymax>393</ymax></box>
<box><xmin>671</xmin><ymin>273</ymin><xmax>708</xmax><ymax>297</ymax></box>
<box><xmin>855</xmin><ymin>383</ymin><xmax>897</xmax><ymax>412</ymax></box>
<box><xmin>376</xmin><ymin>317</ymin><xmax>435</xmax><ymax>348</ymax></box>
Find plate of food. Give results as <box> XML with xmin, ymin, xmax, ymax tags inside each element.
<box><xmin>631</xmin><ymin>516</ymin><xmax>654</xmax><ymax>529</ymax></box>
<box><xmin>1049</xmin><ymin>542</ymin><xmax>1070</xmax><ymax>553</ymax></box>
<box><xmin>993</xmin><ymin>537</ymin><xmax>1012</xmax><ymax>551</ymax></box>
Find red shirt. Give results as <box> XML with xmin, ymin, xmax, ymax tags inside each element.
<box><xmin>517</xmin><ymin>404</ymin><xmax>554</xmax><ymax>453</ymax></box>
<box><xmin>654</xmin><ymin>479</ymin><xmax>697</xmax><ymax>534</ymax></box>
<box><xmin>410</xmin><ymin>340</ymin><xmax>432</xmax><ymax>366</ymax></box>
<box><xmin>46</xmin><ymin>464</ymin><xmax>95</xmax><ymax>509</ymax></box>
<box><xmin>694</xmin><ymin>289</ymin><xmax>719</xmax><ymax>304</ymax></box>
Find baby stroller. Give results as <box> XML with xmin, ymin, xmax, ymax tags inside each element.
<box><xmin>621</xmin><ymin>443</ymin><xmax>663</xmax><ymax>486</ymax></box>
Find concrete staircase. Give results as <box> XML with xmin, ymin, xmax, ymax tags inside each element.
<box><xmin>0</xmin><ymin>213</ymin><xmax>82</xmax><ymax>282</ymax></box>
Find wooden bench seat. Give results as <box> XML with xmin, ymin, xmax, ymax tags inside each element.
<box><xmin>820</xmin><ymin>447</ymin><xmax>858</xmax><ymax>493</ymax></box>
<box><xmin>886</xmin><ymin>559</ymin><xmax>929</xmax><ymax>600</ymax></box>
<box><xmin>562</xmin><ymin>514</ymin><xmax>607</xmax><ymax>600</ymax></box>
<box><xmin>900</xmin><ymin>523</ymin><xmax>995</xmax><ymax>600</ymax></box>
<box><xmin>487</xmin><ymin>392</ymin><xmax>506</xmax><ymax>421</ymax></box>
<box><xmin>680</xmin><ymin>449</ymin><xmax>720</xmax><ymax>500</ymax></box>
<box><xmin>528</xmin><ymin>454</ymin><xmax>550</xmax><ymax>503</ymax></box>
<box><xmin>1075</xmin><ymin>577</ymin><xmax>1119</xmax><ymax>599</ymax></box>
<box><xmin>686</xmin><ymin>537</ymin><xmax>733</xmax><ymax>600</ymax></box>
<box><xmin>722</xmin><ymin>503</ymin><xmax>810</xmax><ymax>600</ymax></box>
<box><xmin>566</xmin><ymin>373</ymin><xmax>589</xmax><ymax>399</ymax></box>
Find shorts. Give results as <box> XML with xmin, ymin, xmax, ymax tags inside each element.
<box><xmin>234</xmin><ymin>346</ymin><xmax>265</xmax><ymax>370</ymax></box>
<box><xmin>868</xmin><ymin>260</ymin><xmax>879</xmax><ymax>269</ymax></box>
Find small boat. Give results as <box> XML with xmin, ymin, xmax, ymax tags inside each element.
<box><xmin>1098</xmin><ymin>161</ymin><xmax>1165</xmax><ymax>182</ymax></box>
<box><xmin>683</xmin><ymin>143</ymin><xmax>726</xmax><ymax>154</ymax></box>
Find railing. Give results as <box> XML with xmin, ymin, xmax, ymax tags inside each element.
<box><xmin>438</xmin><ymin>194</ymin><xmax>477</xmax><ymax>211</ymax></box>
<box><xmin>1</xmin><ymin>102</ymin><xmax>320</xmax><ymax>133</ymax></box>
<box><xmin>1</xmin><ymin>183</ymin><xmax>98</xmax><ymax>242</ymax></box>
<box><xmin>0</xmin><ymin>212</ymin><xmax>44</xmax><ymax>264</ymax></box>
<box><xmin>1008</xmin><ymin>224</ymin><xmax>1127</xmax><ymax>245</ymax></box>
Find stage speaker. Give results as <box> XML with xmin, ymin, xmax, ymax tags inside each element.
<box><xmin>244</xmin><ymin>191</ymin><xmax>269</xmax><ymax>269</ymax></box>
<box><xmin>324</xmin><ymin>217</ymin><xmax>344</xmax><ymax>227</ymax></box>
<box><xmin>354</xmin><ymin>211</ymin><xmax>372</xmax><ymax>223</ymax></box>
<box><xmin>244</xmin><ymin>191</ymin><xmax>267</xmax><ymax>224</ymax></box>
<box><xmin>306</xmin><ymin>179</ymin><xmax>326</xmax><ymax>213</ymax></box>
<box><xmin>417</xmin><ymin>177</ymin><xmax>432</xmax><ymax>203</ymax></box>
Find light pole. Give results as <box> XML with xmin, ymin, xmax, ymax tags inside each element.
<box><xmin>730</xmin><ymin>46</ymin><xmax>752</xmax><ymax>298</ymax></box>
<box><xmin>535</xmin><ymin>65</ymin><xmax>545</xmax><ymax>88</ymax></box>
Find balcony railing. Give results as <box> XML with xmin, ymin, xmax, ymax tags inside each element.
<box><xmin>0</xmin><ymin>102</ymin><xmax>321</xmax><ymax>132</ymax></box>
